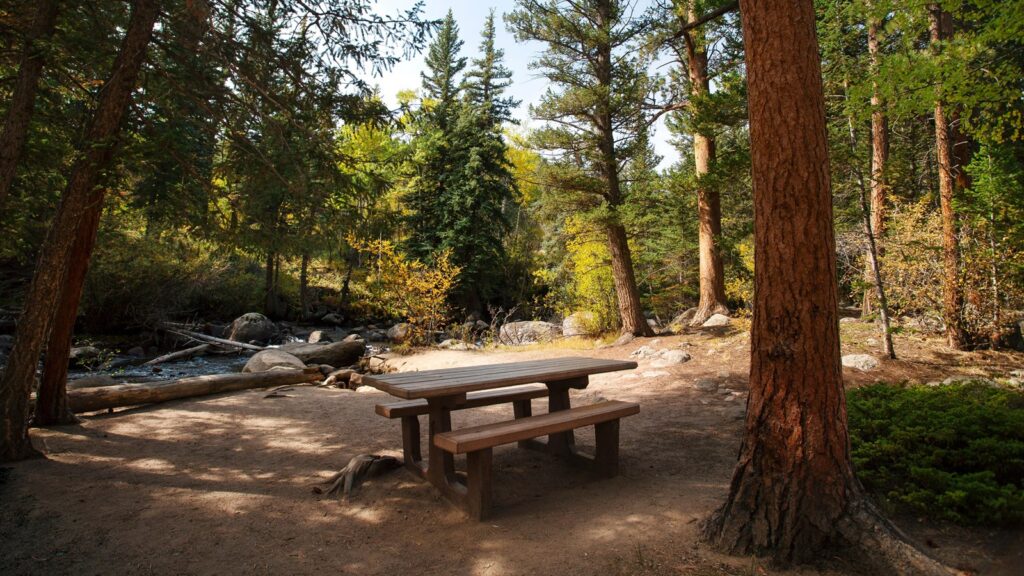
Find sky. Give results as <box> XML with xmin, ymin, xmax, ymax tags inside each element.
<box><xmin>366</xmin><ymin>0</ymin><xmax>681</xmax><ymax>169</ymax></box>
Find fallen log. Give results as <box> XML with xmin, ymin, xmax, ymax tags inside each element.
<box><xmin>143</xmin><ymin>343</ymin><xmax>211</xmax><ymax>366</ymax></box>
<box><xmin>66</xmin><ymin>367</ymin><xmax>321</xmax><ymax>413</ymax></box>
<box><xmin>163</xmin><ymin>326</ymin><xmax>265</xmax><ymax>351</ymax></box>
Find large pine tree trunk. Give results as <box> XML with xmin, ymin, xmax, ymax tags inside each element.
<box><xmin>606</xmin><ymin>223</ymin><xmax>653</xmax><ymax>336</ymax></box>
<box><xmin>0</xmin><ymin>0</ymin><xmax>160</xmax><ymax>462</ymax></box>
<box><xmin>684</xmin><ymin>9</ymin><xmax>728</xmax><ymax>327</ymax></box>
<box><xmin>862</xmin><ymin>11</ymin><xmax>889</xmax><ymax>317</ymax></box>
<box><xmin>703</xmin><ymin>1</ymin><xmax>950</xmax><ymax>572</ymax></box>
<box><xmin>929</xmin><ymin>5</ymin><xmax>968</xmax><ymax>350</ymax></box>
<box><xmin>34</xmin><ymin>202</ymin><xmax>104</xmax><ymax>426</ymax></box>
<box><xmin>0</xmin><ymin>0</ymin><xmax>60</xmax><ymax>209</ymax></box>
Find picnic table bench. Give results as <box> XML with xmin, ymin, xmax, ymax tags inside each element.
<box><xmin>364</xmin><ymin>356</ymin><xmax>639</xmax><ymax>519</ymax></box>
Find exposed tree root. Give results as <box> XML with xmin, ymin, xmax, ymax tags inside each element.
<box><xmin>313</xmin><ymin>455</ymin><xmax>401</xmax><ymax>499</ymax></box>
<box><xmin>688</xmin><ymin>302</ymin><xmax>729</xmax><ymax>327</ymax></box>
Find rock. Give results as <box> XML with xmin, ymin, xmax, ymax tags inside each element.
<box><xmin>279</xmin><ymin>340</ymin><xmax>366</xmax><ymax>367</ymax></box>
<box><xmin>652</xmin><ymin>349</ymin><xmax>691</xmax><ymax>367</ymax></box>
<box><xmin>641</xmin><ymin>370</ymin><xmax>670</xmax><ymax>378</ymax></box>
<box><xmin>694</xmin><ymin>379</ymin><xmax>719</xmax><ymax>392</ymax></box>
<box><xmin>127</xmin><ymin>346</ymin><xmax>146</xmax><ymax>357</ymax></box>
<box><xmin>387</xmin><ymin>323</ymin><xmax>413</xmax><ymax>344</ymax></box>
<box><xmin>438</xmin><ymin>339</ymin><xmax>471</xmax><ymax>351</ymax></box>
<box><xmin>321</xmin><ymin>313</ymin><xmax>345</xmax><ymax>325</ymax></box>
<box><xmin>242</xmin><ymin>349</ymin><xmax>306</xmax><ymax>373</ymax></box>
<box><xmin>839</xmin><ymin>317</ymin><xmax>858</xmax><ymax>324</ymax></box>
<box><xmin>562</xmin><ymin>311</ymin><xmax>599</xmax><ymax>337</ymax></box>
<box><xmin>941</xmin><ymin>375</ymin><xmax>997</xmax><ymax>386</ymax></box>
<box><xmin>349</xmin><ymin>372</ymin><xmax>363</xmax><ymax>387</ymax></box>
<box><xmin>317</xmin><ymin>364</ymin><xmax>336</xmax><ymax>376</ymax></box>
<box><xmin>841</xmin><ymin>354</ymin><xmax>879</xmax><ymax>371</ymax></box>
<box><xmin>630</xmin><ymin>346</ymin><xmax>658</xmax><ymax>359</ymax></box>
<box><xmin>355</xmin><ymin>385</ymin><xmax>377</xmax><ymax>394</ymax></box>
<box><xmin>671</xmin><ymin>308</ymin><xmax>698</xmax><ymax>327</ymax></box>
<box><xmin>363</xmin><ymin>329</ymin><xmax>388</xmax><ymax>342</ymax></box>
<box><xmin>1009</xmin><ymin>369</ymin><xmax>1024</xmax><ymax>379</ymax></box>
<box><xmin>307</xmin><ymin>330</ymin><xmax>333</xmax><ymax>344</ymax></box>
<box><xmin>610</xmin><ymin>333</ymin><xmax>635</xmax><ymax>347</ymax></box>
<box><xmin>498</xmin><ymin>321</ymin><xmax>562</xmax><ymax>345</ymax></box>
<box><xmin>67</xmin><ymin>374</ymin><xmax>120</xmax><ymax>390</ymax></box>
<box><xmin>228</xmin><ymin>313</ymin><xmax>277</xmax><ymax>344</ymax></box>
<box><xmin>69</xmin><ymin>346</ymin><xmax>102</xmax><ymax>367</ymax></box>
<box><xmin>342</xmin><ymin>333</ymin><xmax>364</xmax><ymax>343</ymax></box>
<box><xmin>647</xmin><ymin>318</ymin><xmax>661</xmax><ymax>329</ymax></box>
<box><xmin>324</xmin><ymin>369</ymin><xmax>356</xmax><ymax>388</ymax></box>
<box><xmin>475</xmin><ymin>320</ymin><xmax>489</xmax><ymax>331</ymax></box>
<box><xmin>701</xmin><ymin>314</ymin><xmax>731</xmax><ymax>328</ymax></box>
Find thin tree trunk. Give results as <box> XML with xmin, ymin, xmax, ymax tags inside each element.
<box><xmin>0</xmin><ymin>0</ymin><xmax>161</xmax><ymax>462</ymax></box>
<box><xmin>299</xmin><ymin>253</ymin><xmax>309</xmax><ymax>320</ymax></box>
<box><xmin>703</xmin><ymin>1</ymin><xmax>948</xmax><ymax>571</ymax></box>
<box><xmin>862</xmin><ymin>9</ymin><xmax>889</xmax><ymax>318</ymax></box>
<box><xmin>0</xmin><ymin>0</ymin><xmax>61</xmax><ymax>210</ymax></box>
<box><xmin>264</xmin><ymin>250</ymin><xmax>276</xmax><ymax>317</ymax></box>
<box><xmin>684</xmin><ymin>7</ymin><xmax>728</xmax><ymax>327</ymax></box>
<box><xmin>34</xmin><ymin>202</ymin><xmax>104</xmax><ymax>425</ymax></box>
<box><xmin>929</xmin><ymin>4</ymin><xmax>968</xmax><ymax>350</ymax></box>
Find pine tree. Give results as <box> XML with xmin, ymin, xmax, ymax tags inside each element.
<box><xmin>508</xmin><ymin>0</ymin><xmax>655</xmax><ymax>336</ymax></box>
<box><xmin>464</xmin><ymin>10</ymin><xmax>519</xmax><ymax>125</ymax></box>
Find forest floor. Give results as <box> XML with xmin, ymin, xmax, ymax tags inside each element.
<box><xmin>2</xmin><ymin>319</ymin><xmax>1022</xmax><ymax>575</ymax></box>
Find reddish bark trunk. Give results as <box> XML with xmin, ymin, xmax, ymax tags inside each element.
<box><xmin>929</xmin><ymin>5</ymin><xmax>968</xmax><ymax>350</ymax></box>
<box><xmin>34</xmin><ymin>201</ymin><xmax>105</xmax><ymax>426</ymax></box>
<box><xmin>684</xmin><ymin>8</ymin><xmax>728</xmax><ymax>326</ymax></box>
<box><xmin>0</xmin><ymin>0</ymin><xmax>61</xmax><ymax>209</ymax></box>
<box><xmin>0</xmin><ymin>0</ymin><xmax>160</xmax><ymax>461</ymax></box>
<box><xmin>702</xmin><ymin>1</ymin><xmax>950</xmax><ymax>572</ymax></box>
<box><xmin>606</xmin><ymin>223</ymin><xmax>653</xmax><ymax>336</ymax></box>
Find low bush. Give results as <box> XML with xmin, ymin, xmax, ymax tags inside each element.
<box><xmin>847</xmin><ymin>382</ymin><xmax>1024</xmax><ymax>526</ymax></box>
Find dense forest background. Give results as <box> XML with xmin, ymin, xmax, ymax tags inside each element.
<box><xmin>0</xmin><ymin>0</ymin><xmax>1021</xmax><ymax>348</ymax></box>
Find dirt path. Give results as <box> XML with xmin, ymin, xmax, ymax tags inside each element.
<box><xmin>2</xmin><ymin>323</ymin><xmax>1021</xmax><ymax>575</ymax></box>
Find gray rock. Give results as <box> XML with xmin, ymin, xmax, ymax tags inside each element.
<box><xmin>438</xmin><ymin>339</ymin><xmax>471</xmax><ymax>351</ymax></box>
<box><xmin>630</xmin><ymin>346</ymin><xmax>658</xmax><ymax>359</ymax></box>
<box><xmin>387</xmin><ymin>323</ymin><xmax>413</xmax><ymax>344</ymax></box>
<box><xmin>321</xmin><ymin>313</ymin><xmax>345</xmax><ymax>325</ymax></box>
<box><xmin>70</xmin><ymin>345</ymin><xmax>101</xmax><ymax>361</ymax></box>
<box><xmin>654</xmin><ymin>349</ymin><xmax>691</xmax><ymax>365</ymax></box>
<box><xmin>701</xmin><ymin>314</ymin><xmax>731</xmax><ymax>328</ymax></box>
<box><xmin>841</xmin><ymin>354</ymin><xmax>879</xmax><ymax>371</ymax></box>
<box><xmin>498</xmin><ymin>321</ymin><xmax>562</xmax><ymax>345</ymax></box>
<box><xmin>941</xmin><ymin>375</ymin><xmax>997</xmax><ymax>386</ymax></box>
<box><xmin>562</xmin><ymin>311</ymin><xmax>599</xmax><ymax>337</ymax></box>
<box><xmin>342</xmin><ymin>333</ymin><xmax>364</xmax><ymax>343</ymax></box>
<box><xmin>279</xmin><ymin>340</ymin><xmax>366</xmax><ymax>367</ymax></box>
<box><xmin>694</xmin><ymin>379</ymin><xmax>718</xmax><ymax>392</ymax></box>
<box><xmin>610</xmin><ymin>333</ymin><xmax>635</xmax><ymax>347</ymax></box>
<box><xmin>228</xmin><ymin>313</ymin><xmax>277</xmax><ymax>344</ymax></box>
<box><xmin>839</xmin><ymin>317</ymin><xmax>858</xmax><ymax>324</ymax></box>
<box><xmin>242</xmin><ymin>349</ymin><xmax>306</xmax><ymax>373</ymax></box>
<box><xmin>355</xmin><ymin>385</ymin><xmax>378</xmax><ymax>394</ymax></box>
<box><xmin>363</xmin><ymin>329</ymin><xmax>388</xmax><ymax>342</ymax></box>
<box><xmin>670</xmin><ymin>308</ymin><xmax>698</xmax><ymax>328</ymax></box>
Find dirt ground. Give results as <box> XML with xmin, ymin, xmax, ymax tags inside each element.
<box><xmin>2</xmin><ymin>320</ymin><xmax>1023</xmax><ymax>575</ymax></box>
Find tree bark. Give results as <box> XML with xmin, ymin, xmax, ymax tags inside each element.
<box><xmin>264</xmin><ymin>250</ymin><xmax>277</xmax><ymax>317</ymax></box>
<box><xmin>862</xmin><ymin>9</ymin><xmax>889</xmax><ymax>318</ymax></box>
<box><xmin>929</xmin><ymin>5</ymin><xmax>968</xmax><ymax>350</ymax></box>
<box><xmin>33</xmin><ymin>202</ymin><xmax>104</xmax><ymax>426</ymax></box>
<box><xmin>0</xmin><ymin>0</ymin><xmax>161</xmax><ymax>462</ymax></box>
<box><xmin>595</xmin><ymin>0</ymin><xmax>652</xmax><ymax>337</ymax></box>
<box><xmin>702</xmin><ymin>1</ymin><xmax>949</xmax><ymax>572</ymax></box>
<box><xmin>0</xmin><ymin>0</ymin><xmax>61</xmax><ymax>210</ymax></box>
<box><xmin>683</xmin><ymin>7</ymin><xmax>728</xmax><ymax>326</ymax></box>
<box><xmin>299</xmin><ymin>253</ymin><xmax>310</xmax><ymax>320</ymax></box>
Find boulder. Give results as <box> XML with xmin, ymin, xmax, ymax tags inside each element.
<box><xmin>342</xmin><ymin>333</ymin><xmax>364</xmax><ymax>343</ymax></box>
<box><xmin>387</xmin><ymin>323</ymin><xmax>413</xmax><ymax>344</ymax></box>
<box><xmin>498</xmin><ymin>321</ymin><xmax>562</xmax><ymax>345</ymax></box>
<box><xmin>279</xmin><ymin>340</ymin><xmax>366</xmax><ymax>367</ymax></box>
<box><xmin>701</xmin><ymin>314</ymin><xmax>731</xmax><ymax>328</ymax></box>
<box><xmin>363</xmin><ymin>329</ymin><xmax>387</xmax><ymax>342</ymax></box>
<box><xmin>652</xmin><ymin>349</ymin><xmax>691</xmax><ymax>367</ymax></box>
<box><xmin>841</xmin><ymin>354</ymin><xmax>879</xmax><ymax>371</ymax></box>
<box><xmin>69</xmin><ymin>346</ymin><xmax>102</xmax><ymax>367</ymax></box>
<box><xmin>670</xmin><ymin>307</ymin><xmax>698</xmax><ymax>327</ymax></box>
<box><xmin>228</xmin><ymin>313</ymin><xmax>277</xmax><ymax>344</ymax></box>
<box><xmin>630</xmin><ymin>346</ymin><xmax>658</xmax><ymax>359</ymax></box>
<box><xmin>562</xmin><ymin>311</ymin><xmax>599</xmax><ymax>337</ymax></box>
<box><xmin>438</xmin><ymin>339</ymin><xmax>471</xmax><ymax>351</ymax></box>
<box><xmin>243</xmin><ymin>349</ymin><xmax>305</xmax><ymax>373</ymax></box>
<box><xmin>321</xmin><ymin>313</ymin><xmax>345</xmax><ymax>325</ymax></box>
<box><xmin>307</xmin><ymin>330</ymin><xmax>333</xmax><ymax>344</ymax></box>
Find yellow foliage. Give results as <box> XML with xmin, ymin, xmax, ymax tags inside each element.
<box><xmin>347</xmin><ymin>234</ymin><xmax>461</xmax><ymax>345</ymax></box>
<box><xmin>562</xmin><ymin>216</ymin><xmax>618</xmax><ymax>332</ymax></box>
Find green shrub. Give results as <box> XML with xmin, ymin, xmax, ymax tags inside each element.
<box><xmin>847</xmin><ymin>382</ymin><xmax>1024</xmax><ymax>526</ymax></box>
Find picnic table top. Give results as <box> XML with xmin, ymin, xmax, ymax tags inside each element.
<box><xmin>362</xmin><ymin>356</ymin><xmax>638</xmax><ymax>400</ymax></box>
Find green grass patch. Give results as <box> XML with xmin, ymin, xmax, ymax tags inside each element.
<box><xmin>847</xmin><ymin>381</ymin><xmax>1024</xmax><ymax>526</ymax></box>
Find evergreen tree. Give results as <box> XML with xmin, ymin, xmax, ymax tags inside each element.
<box><xmin>464</xmin><ymin>10</ymin><xmax>519</xmax><ymax>124</ymax></box>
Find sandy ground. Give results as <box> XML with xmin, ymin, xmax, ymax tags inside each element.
<box><xmin>2</xmin><ymin>320</ymin><xmax>1022</xmax><ymax>575</ymax></box>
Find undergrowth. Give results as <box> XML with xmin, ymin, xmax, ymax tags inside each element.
<box><xmin>847</xmin><ymin>381</ymin><xmax>1024</xmax><ymax>526</ymax></box>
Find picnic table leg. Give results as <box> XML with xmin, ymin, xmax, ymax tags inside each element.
<box><xmin>425</xmin><ymin>397</ymin><xmax>459</xmax><ymax>487</ymax></box>
<box><xmin>544</xmin><ymin>376</ymin><xmax>588</xmax><ymax>457</ymax></box>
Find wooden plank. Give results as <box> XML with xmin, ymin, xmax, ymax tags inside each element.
<box><xmin>375</xmin><ymin>385</ymin><xmax>549</xmax><ymax>418</ymax></box>
<box><xmin>365</xmin><ymin>357</ymin><xmax>637</xmax><ymax>399</ymax></box>
<box><xmin>433</xmin><ymin>400</ymin><xmax>640</xmax><ymax>454</ymax></box>
<box><xmin>368</xmin><ymin>357</ymin><xmax>591</xmax><ymax>383</ymax></box>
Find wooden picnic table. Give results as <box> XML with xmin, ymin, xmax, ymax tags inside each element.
<box><xmin>363</xmin><ymin>356</ymin><xmax>637</xmax><ymax>510</ymax></box>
